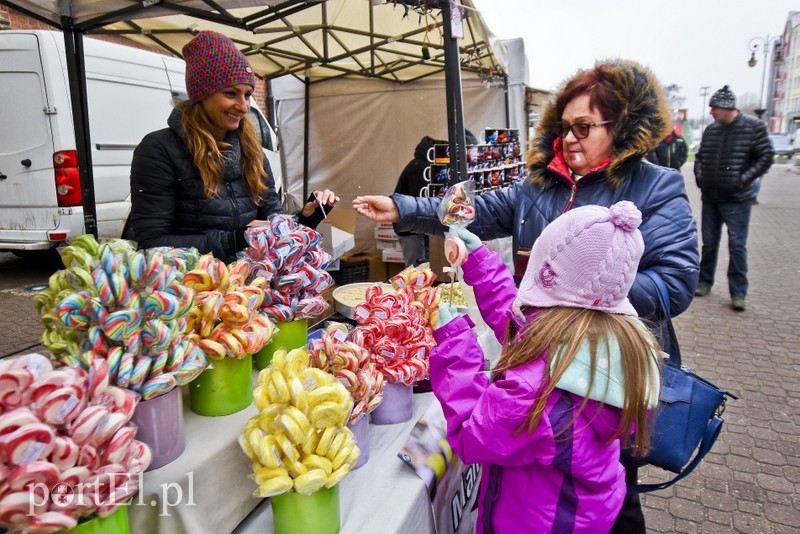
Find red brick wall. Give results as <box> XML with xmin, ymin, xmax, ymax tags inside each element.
<box><xmin>0</xmin><ymin>5</ymin><xmax>269</xmax><ymax>110</ymax></box>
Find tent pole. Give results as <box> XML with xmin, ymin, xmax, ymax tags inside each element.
<box><xmin>61</xmin><ymin>23</ymin><xmax>98</xmax><ymax>238</ymax></box>
<box><xmin>441</xmin><ymin>1</ymin><xmax>467</xmax><ymax>187</ymax></box>
<box><xmin>302</xmin><ymin>71</ymin><xmax>311</xmax><ymax>201</ymax></box>
<box><xmin>503</xmin><ymin>74</ymin><xmax>510</xmax><ymax>128</ymax></box>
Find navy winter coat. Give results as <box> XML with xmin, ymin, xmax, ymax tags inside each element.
<box><xmin>393</xmin><ymin>59</ymin><xmax>698</xmax><ymax>322</ymax></box>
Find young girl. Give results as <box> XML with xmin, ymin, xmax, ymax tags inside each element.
<box><xmin>430</xmin><ymin>201</ymin><xmax>662</xmax><ymax>534</ymax></box>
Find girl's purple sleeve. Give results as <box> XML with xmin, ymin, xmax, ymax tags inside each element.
<box><xmin>460</xmin><ymin>245</ymin><xmax>518</xmax><ymax>343</ymax></box>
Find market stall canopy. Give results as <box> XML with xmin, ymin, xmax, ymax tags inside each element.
<box><xmin>6</xmin><ymin>0</ymin><xmax>509</xmax><ymax>83</ymax></box>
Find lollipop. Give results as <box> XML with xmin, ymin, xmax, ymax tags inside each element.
<box><xmin>444</xmin><ymin>235</ymin><xmax>468</xmax><ymax>305</ymax></box>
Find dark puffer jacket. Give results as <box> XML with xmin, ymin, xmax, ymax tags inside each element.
<box><xmin>128</xmin><ymin>109</ymin><xmax>319</xmax><ymax>263</ymax></box>
<box><xmin>694</xmin><ymin>112</ymin><xmax>774</xmax><ymax>203</ymax></box>
<box><xmin>392</xmin><ymin>59</ymin><xmax>699</xmax><ymax>321</ymax></box>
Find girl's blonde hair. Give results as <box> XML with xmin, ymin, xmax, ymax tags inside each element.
<box><xmin>495</xmin><ymin>307</ymin><xmax>660</xmax><ymax>455</ymax></box>
<box><xmin>175</xmin><ymin>100</ymin><xmax>268</xmax><ymax>202</ymax></box>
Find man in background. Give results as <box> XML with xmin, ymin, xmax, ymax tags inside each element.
<box><xmin>693</xmin><ymin>85</ymin><xmax>773</xmax><ymax>311</ymax></box>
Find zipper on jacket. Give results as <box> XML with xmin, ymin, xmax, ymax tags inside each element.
<box><xmin>562</xmin><ymin>182</ymin><xmax>578</xmax><ymax>213</ymax></box>
<box><xmin>225</xmin><ymin>182</ymin><xmax>240</xmax><ymax>228</ymax></box>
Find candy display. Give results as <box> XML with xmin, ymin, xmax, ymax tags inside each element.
<box><xmin>240</xmin><ymin>214</ymin><xmax>334</xmax><ymax>322</ymax></box>
<box><xmin>240</xmin><ymin>348</ymin><xmax>360</xmax><ymax>497</ymax></box>
<box><xmin>308</xmin><ymin>323</ymin><xmax>384</xmax><ymax>423</ymax></box>
<box><xmin>182</xmin><ymin>255</ymin><xmax>275</xmax><ymax>360</ymax></box>
<box><xmin>35</xmin><ymin>235</ymin><xmax>207</xmax><ymax>401</ymax></box>
<box><xmin>0</xmin><ymin>353</ymin><xmax>151</xmax><ymax>533</ymax></box>
<box><xmin>344</xmin><ymin>267</ymin><xmax>440</xmax><ymax>385</ymax></box>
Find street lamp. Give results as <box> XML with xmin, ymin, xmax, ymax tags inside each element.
<box><xmin>699</xmin><ymin>86</ymin><xmax>710</xmax><ymax>134</ymax></box>
<box><xmin>747</xmin><ymin>34</ymin><xmax>783</xmax><ymax>122</ymax></box>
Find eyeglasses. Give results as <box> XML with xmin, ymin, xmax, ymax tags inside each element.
<box><xmin>559</xmin><ymin>120</ymin><xmax>613</xmax><ymax>139</ymax></box>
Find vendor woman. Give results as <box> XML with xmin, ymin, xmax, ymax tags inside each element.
<box><xmin>128</xmin><ymin>30</ymin><xmax>338</xmax><ymax>262</ymax></box>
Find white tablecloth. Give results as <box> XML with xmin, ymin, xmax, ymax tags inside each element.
<box><xmin>127</xmin><ymin>384</ymin><xmax>437</xmax><ymax>534</ymax></box>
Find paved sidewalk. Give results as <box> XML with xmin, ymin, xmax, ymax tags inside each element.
<box><xmin>0</xmin><ymin>161</ymin><xmax>798</xmax><ymax>533</ymax></box>
<box><xmin>638</xmin><ymin>161</ymin><xmax>800</xmax><ymax>533</ymax></box>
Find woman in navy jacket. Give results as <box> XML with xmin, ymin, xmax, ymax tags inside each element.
<box><xmin>355</xmin><ymin>59</ymin><xmax>699</xmax><ymax>533</ymax></box>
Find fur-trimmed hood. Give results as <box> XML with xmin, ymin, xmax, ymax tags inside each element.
<box><xmin>527</xmin><ymin>59</ymin><xmax>672</xmax><ymax>188</ymax></box>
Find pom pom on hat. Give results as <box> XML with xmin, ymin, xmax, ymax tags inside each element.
<box><xmin>183</xmin><ymin>31</ymin><xmax>256</xmax><ymax>104</ymax></box>
<box><xmin>708</xmin><ymin>85</ymin><xmax>737</xmax><ymax>110</ymax></box>
<box><xmin>513</xmin><ymin>201</ymin><xmax>645</xmax><ymax>317</ymax></box>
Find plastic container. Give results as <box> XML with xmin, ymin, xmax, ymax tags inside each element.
<box><xmin>346</xmin><ymin>415</ymin><xmax>369</xmax><ymax>469</ymax></box>
<box><xmin>254</xmin><ymin>318</ymin><xmax>308</xmax><ymax>369</ymax></box>
<box><xmin>130</xmin><ymin>386</ymin><xmax>185</xmax><ymax>470</ymax></box>
<box><xmin>62</xmin><ymin>505</ymin><xmax>129</xmax><ymax>534</ymax></box>
<box><xmin>370</xmin><ymin>381</ymin><xmax>413</xmax><ymax>425</ymax></box>
<box><xmin>188</xmin><ymin>354</ymin><xmax>253</xmax><ymax>416</ymax></box>
<box><xmin>271</xmin><ymin>485</ymin><xmax>340</xmax><ymax>534</ymax></box>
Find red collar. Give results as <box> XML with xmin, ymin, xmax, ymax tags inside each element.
<box><xmin>546</xmin><ymin>137</ymin><xmax>610</xmax><ymax>183</ymax></box>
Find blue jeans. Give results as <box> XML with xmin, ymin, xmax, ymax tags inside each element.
<box><xmin>699</xmin><ymin>200</ymin><xmax>752</xmax><ymax>298</ymax></box>
<box><xmin>751</xmin><ymin>176</ymin><xmax>763</xmax><ymax>200</ymax></box>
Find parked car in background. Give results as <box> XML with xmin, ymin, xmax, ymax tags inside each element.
<box><xmin>769</xmin><ymin>133</ymin><xmax>793</xmax><ymax>158</ymax></box>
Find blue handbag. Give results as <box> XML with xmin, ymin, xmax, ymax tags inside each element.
<box><xmin>625</xmin><ymin>272</ymin><xmax>738</xmax><ymax>493</ymax></box>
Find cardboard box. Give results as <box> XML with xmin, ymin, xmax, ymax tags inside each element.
<box><xmin>428</xmin><ymin>235</ymin><xmax>447</xmax><ymax>281</ymax></box>
<box><xmin>374</xmin><ymin>227</ymin><xmax>398</xmax><ymax>240</ymax></box>
<box><xmin>318</xmin><ymin>209</ymin><xmax>356</xmax><ymax>260</ymax></box>
<box><xmin>381</xmin><ymin>248</ymin><xmax>404</xmax><ymax>263</ymax></box>
<box><xmin>376</xmin><ymin>239</ymin><xmax>402</xmax><ymax>251</ymax></box>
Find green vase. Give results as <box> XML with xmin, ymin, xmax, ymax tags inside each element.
<box><xmin>63</xmin><ymin>505</ymin><xmax>129</xmax><ymax>534</ymax></box>
<box><xmin>254</xmin><ymin>318</ymin><xmax>308</xmax><ymax>370</ymax></box>
<box><xmin>188</xmin><ymin>353</ymin><xmax>253</xmax><ymax>416</ymax></box>
<box><xmin>271</xmin><ymin>485</ymin><xmax>340</xmax><ymax>534</ymax></box>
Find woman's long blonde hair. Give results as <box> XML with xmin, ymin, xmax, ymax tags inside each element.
<box><xmin>495</xmin><ymin>307</ymin><xmax>660</xmax><ymax>455</ymax></box>
<box><xmin>175</xmin><ymin>100</ymin><xmax>268</xmax><ymax>202</ymax></box>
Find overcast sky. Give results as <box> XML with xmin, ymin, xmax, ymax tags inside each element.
<box><xmin>471</xmin><ymin>0</ymin><xmax>796</xmax><ymax>125</ymax></box>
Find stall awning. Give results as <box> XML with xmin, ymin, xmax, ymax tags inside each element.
<box><xmin>4</xmin><ymin>0</ymin><xmax>508</xmax><ymax>83</ymax></box>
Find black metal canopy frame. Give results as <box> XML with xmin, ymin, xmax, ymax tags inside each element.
<box><xmin>0</xmin><ymin>0</ymin><xmax>507</xmax><ymax>236</ymax></box>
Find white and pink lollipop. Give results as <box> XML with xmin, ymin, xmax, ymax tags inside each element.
<box><xmin>444</xmin><ymin>235</ymin><xmax>468</xmax><ymax>268</ymax></box>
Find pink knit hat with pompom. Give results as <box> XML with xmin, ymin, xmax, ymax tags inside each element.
<box><xmin>513</xmin><ymin>201</ymin><xmax>644</xmax><ymax>316</ymax></box>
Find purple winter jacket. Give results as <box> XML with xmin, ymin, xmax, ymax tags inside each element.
<box><xmin>430</xmin><ymin>246</ymin><xmax>626</xmax><ymax>534</ymax></box>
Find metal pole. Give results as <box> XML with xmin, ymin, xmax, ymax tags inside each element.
<box><xmin>302</xmin><ymin>67</ymin><xmax>311</xmax><ymax>201</ymax></box>
<box><xmin>441</xmin><ymin>0</ymin><xmax>467</xmax><ymax>186</ymax></box>
<box><xmin>699</xmin><ymin>86</ymin><xmax>710</xmax><ymax>135</ymax></box>
<box><xmin>62</xmin><ymin>23</ymin><xmax>98</xmax><ymax>238</ymax></box>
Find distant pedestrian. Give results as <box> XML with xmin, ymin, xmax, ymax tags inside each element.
<box><xmin>646</xmin><ymin>127</ymin><xmax>688</xmax><ymax>170</ymax></box>
<box><xmin>693</xmin><ymin>85</ymin><xmax>774</xmax><ymax>311</ymax></box>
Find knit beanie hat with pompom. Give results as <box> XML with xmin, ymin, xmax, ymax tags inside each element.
<box><xmin>183</xmin><ymin>30</ymin><xmax>256</xmax><ymax>104</ymax></box>
<box><xmin>513</xmin><ymin>201</ymin><xmax>644</xmax><ymax>316</ymax></box>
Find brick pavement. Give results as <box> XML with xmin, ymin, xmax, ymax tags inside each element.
<box><xmin>0</xmin><ymin>162</ymin><xmax>798</xmax><ymax>532</ymax></box>
<box><xmin>638</xmin><ymin>160</ymin><xmax>800</xmax><ymax>533</ymax></box>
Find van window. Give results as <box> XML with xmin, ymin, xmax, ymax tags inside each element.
<box><xmin>246</xmin><ymin>108</ymin><xmax>274</xmax><ymax>152</ymax></box>
<box><xmin>1</xmin><ymin>72</ymin><xmax>50</xmax><ymax>153</ymax></box>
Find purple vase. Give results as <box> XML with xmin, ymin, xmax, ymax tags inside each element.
<box><xmin>346</xmin><ymin>415</ymin><xmax>370</xmax><ymax>469</ymax></box>
<box><xmin>370</xmin><ymin>382</ymin><xmax>413</xmax><ymax>425</ymax></box>
<box><xmin>130</xmin><ymin>387</ymin><xmax>185</xmax><ymax>470</ymax></box>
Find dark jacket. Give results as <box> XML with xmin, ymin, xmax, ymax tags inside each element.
<box><xmin>646</xmin><ymin>132</ymin><xmax>688</xmax><ymax>170</ymax></box>
<box><xmin>394</xmin><ymin>136</ymin><xmax>444</xmax><ymax>198</ymax></box>
<box><xmin>392</xmin><ymin>59</ymin><xmax>698</xmax><ymax>323</ymax></box>
<box><xmin>128</xmin><ymin>109</ymin><xmax>320</xmax><ymax>262</ymax></box>
<box><xmin>694</xmin><ymin>112</ymin><xmax>774</xmax><ymax>203</ymax></box>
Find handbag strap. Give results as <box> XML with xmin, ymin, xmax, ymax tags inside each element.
<box><xmin>628</xmin><ymin>417</ymin><xmax>723</xmax><ymax>493</ymax></box>
<box><xmin>640</xmin><ymin>271</ymin><xmax>681</xmax><ymax>368</ymax></box>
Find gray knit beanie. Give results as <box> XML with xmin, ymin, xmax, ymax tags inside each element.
<box><xmin>709</xmin><ymin>85</ymin><xmax>737</xmax><ymax>110</ymax></box>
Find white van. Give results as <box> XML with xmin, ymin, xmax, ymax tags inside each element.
<box><xmin>0</xmin><ymin>30</ymin><xmax>282</xmax><ymax>253</ymax></box>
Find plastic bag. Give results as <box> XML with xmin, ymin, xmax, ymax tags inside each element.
<box><xmin>436</xmin><ymin>180</ymin><xmax>476</xmax><ymax>228</ymax></box>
